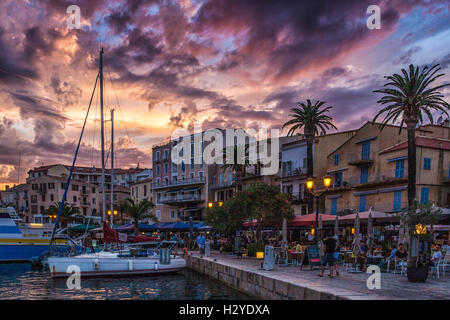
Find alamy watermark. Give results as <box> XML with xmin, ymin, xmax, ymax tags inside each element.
<box><xmin>170</xmin><ymin>124</ymin><xmax>280</xmax><ymax>176</ymax></box>
<box><xmin>366</xmin><ymin>265</ymin><xmax>381</xmax><ymax>290</ymax></box>
<box><xmin>66</xmin><ymin>265</ymin><xmax>81</xmax><ymax>289</ymax></box>
<box><xmin>366</xmin><ymin>5</ymin><xmax>381</xmax><ymax>30</ymax></box>
<box><xmin>66</xmin><ymin>5</ymin><xmax>81</xmax><ymax>30</ymax></box>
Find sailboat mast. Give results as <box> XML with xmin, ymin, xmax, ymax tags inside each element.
<box><xmin>110</xmin><ymin>108</ymin><xmax>114</xmax><ymax>224</ymax></box>
<box><xmin>100</xmin><ymin>48</ymin><xmax>106</xmax><ymax>222</ymax></box>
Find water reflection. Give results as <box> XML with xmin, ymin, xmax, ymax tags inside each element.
<box><xmin>0</xmin><ymin>263</ymin><xmax>253</xmax><ymax>300</ymax></box>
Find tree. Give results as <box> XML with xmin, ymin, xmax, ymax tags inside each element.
<box><xmin>282</xmin><ymin>100</ymin><xmax>337</xmax><ymax>212</ymax></box>
<box><xmin>373</xmin><ymin>64</ymin><xmax>449</xmax><ymax>207</ymax></box>
<box><xmin>221</xmin><ymin>144</ymin><xmax>253</xmax><ymax>192</ymax></box>
<box><xmin>44</xmin><ymin>201</ymin><xmax>80</xmax><ymax>227</ymax></box>
<box><xmin>120</xmin><ymin>198</ymin><xmax>157</xmax><ymax>235</ymax></box>
<box><xmin>244</xmin><ymin>184</ymin><xmax>294</xmax><ymax>243</ymax></box>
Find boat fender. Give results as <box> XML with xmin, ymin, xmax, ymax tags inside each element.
<box><xmin>154</xmin><ymin>261</ymin><xmax>158</xmax><ymax>271</ymax></box>
<box><xmin>94</xmin><ymin>258</ymin><xmax>100</xmax><ymax>270</ymax></box>
<box><xmin>128</xmin><ymin>260</ymin><xmax>133</xmax><ymax>271</ymax></box>
<box><xmin>183</xmin><ymin>248</ymin><xmax>189</xmax><ymax>257</ymax></box>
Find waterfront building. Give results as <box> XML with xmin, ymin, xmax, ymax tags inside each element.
<box><xmin>324</xmin><ymin>121</ymin><xmax>450</xmax><ymax>215</ymax></box>
<box><xmin>130</xmin><ymin>177</ymin><xmax>154</xmax><ymax>222</ymax></box>
<box><xmin>27</xmin><ymin>175</ymin><xmax>99</xmax><ymax>223</ymax></box>
<box><xmin>98</xmin><ymin>185</ymin><xmax>132</xmax><ymax>224</ymax></box>
<box><xmin>0</xmin><ymin>184</ymin><xmax>29</xmax><ymax>221</ymax></box>
<box><xmin>280</xmin><ymin>130</ymin><xmax>356</xmax><ymax>216</ymax></box>
<box><xmin>113</xmin><ymin>168</ymin><xmax>152</xmax><ymax>187</ymax></box>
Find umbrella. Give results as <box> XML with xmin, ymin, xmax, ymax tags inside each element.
<box><xmin>334</xmin><ymin>214</ymin><xmax>339</xmax><ymax>237</ymax></box>
<box><xmin>352</xmin><ymin>211</ymin><xmax>361</xmax><ymax>256</ymax></box>
<box><xmin>367</xmin><ymin>208</ymin><xmax>373</xmax><ymax>249</ymax></box>
<box><xmin>281</xmin><ymin>218</ymin><xmax>287</xmax><ymax>252</ymax></box>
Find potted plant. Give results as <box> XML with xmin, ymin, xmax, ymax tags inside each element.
<box><xmin>400</xmin><ymin>202</ymin><xmax>440</xmax><ymax>283</ymax></box>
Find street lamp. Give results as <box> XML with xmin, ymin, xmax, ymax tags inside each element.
<box><xmin>305</xmin><ymin>175</ymin><xmax>332</xmax><ymax>243</ymax></box>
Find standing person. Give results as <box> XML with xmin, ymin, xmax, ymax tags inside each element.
<box><xmin>333</xmin><ymin>236</ymin><xmax>340</xmax><ymax>276</ymax></box>
<box><xmin>318</xmin><ymin>234</ymin><xmax>337</xmax><ymax>278</ymax></box>
<box><xmin>197</xmin><ymin>233</ymin><xmax>206</xmax><ymax>255</ymax></box>
<box><xmin>431</xmin><ymin>244</ymin><xmax>443</xmax><ymax>266</ymax></box>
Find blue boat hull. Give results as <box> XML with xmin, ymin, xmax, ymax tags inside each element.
<box><xmin>0</xmin><ymin>244</ymin><xmax>69</xmax><ymax>262</ymax></box>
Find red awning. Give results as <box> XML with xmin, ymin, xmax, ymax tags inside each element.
<box><xmin>242</xmin><ymin>214</ymin><xmax>336</xmax><ymax>228</ymax></box>
<box><xmin>289</xmin><ymin>213</ymin><xmax>336</xmax><ymax>227</ymax></box>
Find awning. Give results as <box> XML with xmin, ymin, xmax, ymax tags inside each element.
<box><xmin>69</xmin><ymin>224</ymin><xmax>97</xmax><ymax>232</ymax></box>
<box><xmin>289</xmin><ymin>214</ymin><xmax>336</xmax><ymax>227</ymax></box>
<box><xmin>337</xmin><ymin>210</ymin><xmax>398</xmax><ymax>223</ymax></box>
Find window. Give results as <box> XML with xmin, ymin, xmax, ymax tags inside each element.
<box><xmin>361</xmin><ymin>142</ymin><xmax>371</xmax><ymax>160</ymax></box>
<box><xmin>181</xmin><ymin>162</ymin><xmax>185</xmax><ymax>171</ymax></box>
<box><xmin>190</xmin><ymin>157</ymin><xmax>194</xmax><ymax>169</ymax></box>
<box><xmin>334</xmin><ymin>171</ymin><xmax>342</xmax><ymax>187</ymax></box>
<box><xmin>41</xmin><ymin>194</ymin><xmax>45</xmax><ymax>202</ymax></box>
<box><xmin>73</xmin><ymin>196</ymin><xmax>77</xmax><ymax>203</ymax></box>
<box><xmin>48</xmin><ymin>182</ymin><xmax>55</xmax><ymax>189</ymax></box>
<box><xmin>227</xmin><ymin>172</ymin><xmax>233</xmax><ymax>185</ymax></box>
<box><xmin>172</xmin><ymin>163</ymin><xmax>178</xmax><ymax>173</ymax></box>
<box><xmin>156</xmin><ymin>210</ymin><xmax>161</xmax><ymax>220</ymax></box>
<box><xmin>32</xmin><ymin>184</ymin><xmax>38</xmax><ymax>190</ymax></box>
<box><xmin>50</xmin><ymin>194</ymin><xmax>54</xmax><ymax>201</ymax></box>
<box><xmin>212</xmin><ymin>176</ymin><xmax>216</xmax><ymax>185</ymax></box>
<box><xmin>164</xmin><ymin>176</ymin><xmax>169</xmax><ymax>185</ymax></box>
<box><xmin>420</xmin><ymin>187</ymin><xmax>429</xmax><ymax>204</ymax></box>
<box><xmin>359</xmin><ymin>195</ymin><xmax>366</xmax><ymax>212</ymax></box>
<box><xmin>190</xmin><ymin>172</ymin><xmax>194</xmax><ymax>180</ymax></box>
<box><xmin>156</xmin><ymin>193</ymin><xmax>161</xmax><ymax>204</ymax></box>
<box><xmin>331</xmin><ymin>199</ymin><xmax>338</xmax><ymax>215</ymax></box>
<box><xmin>71</xmin><ymin>184</ymin><xmax>78</xmax><ymax>191</ymax></box>
<box><xmin>155</xmin><ymin>165</ymin><xmax>160</xmax><ymax>175</ymax></box>
<box><xmin>170</xmin><ymin>210</ymin><xmax>175</xmax><ymax>219</ymax></box>
<box><xmin>334</xmin><ymin>154</ymin><xmax>339</xmax><ymax>166</ymax></box>
<box><xmin>144</xmin><ymin>185</ymin><xmax>147</xmax><ymax>197</ymax></box>
<box><xmin>219</xmin><ymin>173</ymin><xmax>224</xmax><ymax>185</ymax></box>
<box><xmin>395</xmin><ymin>159</ymin><xmax>404</xmax><ymax>178</ymax></box>
<box><xmin>424</xmin><ymin>158</ymin><xmax>431</xmax><ymax>170</ymax></box>
<box><xmin>164</xmin><ymin>163</ymin><xmax>168</xmax><ymax>174</ymax></box>
<box><xmin>393</xmin><ymin>191</ymin><xmax>402</xmax><ymax>212</ymax></box>
<box><xmin>61</xmin><ymin>183</ymin><xmax>66</xmax><ymax>189</ymax></box>
<box><xmin>199</xmin><ymin>171</ymin><xmax>204</xmax><ymax>180</ymax></box>
<box><xmin>360</xmin><ymin>166</ymin><xmax>368</xmax><ymax>183</ymax></box>
<box><xmin>155</xmin><ymin>151</ymin><xmax>160</xmax><ymax>161</ymax></box>
<box><xmin>163</xmin><ymin>149</ymin><xmax>169</xmax><ymax>160</ymax></box>
<box><xmin>31</xmin><ymin>195</ymin><xmax>37</xmax><ymax>203</ymax></box>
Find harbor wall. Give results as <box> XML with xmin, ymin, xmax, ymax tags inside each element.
<box><xmin>186</xmin><ymin>255</ymin><xmax>347</xmax><ymax>300</ymax></box>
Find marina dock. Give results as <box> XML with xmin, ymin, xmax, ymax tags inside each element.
<box><xmin>187</xmin><ymin>252</ymin><xmax>450</xmax><ymax>300</ymax></box>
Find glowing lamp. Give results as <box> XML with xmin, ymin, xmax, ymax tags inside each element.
<box><xmin>107</xmin><ymin>210</ymin><xmax>111</xmax><ymax>216</ymax></box>
<box><xmin>306</xmin><ymin>178</ymin><xmax>314</xmax><ymax>191</ymax></box>
<box><xmin>218</xmin><ymin>201</ymin><xmax>223</xmax><ymax>207</ymax></box>
<box><xmin>415</xmin><ymin>224</ymin><xmax>427</xmax><ymax>235</ymax></box>
<box><xmin>323</xmin><ymin>175</ymin><xmax>332</xmax><ymax>189</ymax></box>
<box><xmin>256</xmin><ymin>252</ymin><xmax>264</xmax><ymax>259</ymax></box>
<box><xmin>311</xmin><ymin>228</ymin><xmax>315</xmax><ymax>235</ymax></box>
<box><xmin>351</xmin><ymin>228</ymin><xmax>355</xmax><ymax>235</ymax></box>
<box><xmin>113</xmin><ymin>210</ymin><xmax>118</xmax><ymax>216</ymax></box>
<box><xmin>208</xmin><ymin>202</ymin><xmax>213</xmax><ymax>208</ymax></box>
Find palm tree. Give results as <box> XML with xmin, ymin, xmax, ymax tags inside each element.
<box><xmin>282</xmin><ymin>99</ymin><xmax>337</xmax><ymax>212</ymax></box>
<box><xmin>121</xmin><ymin>198</ymin><xmax>157</xmax><ymax>235</ymax></box>
<box><xmin>44</xmin><ymin>201</ymin><xmax>80</xmax><ymax>227</ymax></box>
<box><xmin>221</xmin><ymin>144</ymin><xmax>253</xmax><ymax>192</ymax></box>
<box><xmin>373</xmin><ymin>64</ymin><xmax>449</xmax><ymax>207</ymax></box>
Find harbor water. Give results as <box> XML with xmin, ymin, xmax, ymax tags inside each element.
<box><xmin>0</xmin><ymin>263</ymin><xmax>254</xmax><ymax>300</ymax></box>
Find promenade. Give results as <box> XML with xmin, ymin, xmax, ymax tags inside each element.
<box><xmin>187</xmin><ymin>251</ymin><xmax>449</xmax><ymax>300</ymax></box>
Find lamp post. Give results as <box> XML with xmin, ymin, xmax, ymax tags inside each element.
<box><xmin>305</xmin><ymin>175</ymin><xmax>332</xmax><ymax>243</ymax></box>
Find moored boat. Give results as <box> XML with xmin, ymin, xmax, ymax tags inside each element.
<box><xmin>0</xmin><ymin>207</ymin><xmax>74</xmax><ymax>262</ymax></box>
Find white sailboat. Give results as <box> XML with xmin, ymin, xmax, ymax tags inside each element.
<box><xmin>47</xmin><ymin>48</ymin><xmax>186</xmax><ymax>278</ymax></box>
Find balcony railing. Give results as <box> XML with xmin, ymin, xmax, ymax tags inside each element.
<box><xmin>281</xmin><ymin>167</ymin><xmax>307</xmax><ymax>178</ymax></box>
<box><xmin>348</xmin><ymin>169</ymin><xmax>408</xmax><ymax>187</ymax></box>
<box><xmin>324</xmin><ymin>202</ymin><xmax>408</xmax><ymax>215</ymax></box>
<box><xmin>210</xmin><ymin>180</ymin><xmax>235</xmax><ymax>190</ymax></box>
<box><xmin>285</xmin><ymin>192</ymin><xmax>307</xmax><ymax>204</ymax></box>
<box><xmin>347</xmin><ymin>151</ymin><xmax>375</xmax><ymax>165</ymax></box>
<box><xmin>153</xmin><ymin>176</ymin><xmax>205</xmax><ymax>189</ymax></box>
<box><xmin>159</xmin><ymin>194</ymin><xmax>204</xmax><ymax>204</ymax></box>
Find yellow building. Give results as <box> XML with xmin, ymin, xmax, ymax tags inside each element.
<box><xmin>325</xmin><ymin>121</ymin><xmax>450</xmax><ymax>215</ymax></box>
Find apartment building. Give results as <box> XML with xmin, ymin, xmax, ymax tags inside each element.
<box><xmin>113</xmin><ymin>168</ymin><xmax>152</xmax><ymax>187</ymax></box>
<box><xmin>131</xmin><ymin>178</ymin><xmax>153</xmax><ymax>203</ymax></box>
<box><xmin>280</xmin><ymin>130</ymin><xmax>356</xmax><ymax>215</ymax></box>
<box><xmin>0</xmin><ymin>184</ymin><xmax>30</xmax><ymax>221</ymax></box>
<box><xmin>28</xmin><ymin>175</ymin><xmax>99</xmax><ymax>222</ymax></box>
<box><xmin>324</xmin><ymin>121</ymin><xmax>450</xmax><ymax>215</ymax></box>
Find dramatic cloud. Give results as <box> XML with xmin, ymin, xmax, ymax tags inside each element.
<box><xmin>0</xmin><ymin>0</ymin><xmax>448</xmax><ymax>187</ymax></box>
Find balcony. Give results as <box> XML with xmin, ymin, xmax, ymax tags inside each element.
<box><xmin>324</xmin><ymin>202</ymin><xmax>408</xmax><ymax>215</ymax></box>
<box><xmin>153</xmin><ymin>176</ymin><xmax>205</xmax><ymax>189</ymax></box>
<box><xmin>348</xmin><ymin>170</ymin><xmax>408</xmax><ymax>188</ymax></box>
<box><xmin>281</xmin><ymin>167</ymin><xmax>307</xmax><ymax>179</ymax></box>
<box><xmin>347</xmin><ymin>151</ymin><xmax>375</xmax><ymax>166</ymax></box>
<box><xmin>285</xmin><ymin>192</ymin><xmax>308</xmax><ymax>204</ymax></box>
<box><xmin>159</xmin><ymin>194</ymin><xmax>204</xmax><ymax>205</ymax></box>
<box><xmin>210</xmin><ymin>181</ymin><xmax>235</xmax><ymax>190</ymax></box>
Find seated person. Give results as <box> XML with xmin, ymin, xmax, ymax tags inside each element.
<box><xmin>431</xmin><ymin>245</ymin><xmax>443</xmax><ymax>266</ymax></box>
<box><xmin>295</xmin><ymin>243</ymin><xmax>303</xmax><ymax>252</ymax></box>
<box><xmin>356</xmin><ymin>247</ymin><xmax>367</xmax><ymax>271</ymax></box>
<box><xmin>360</xmin><ymin>241</ymin><xmax>368</xmax><ymax>254</ymax></box>
<box><xmin>395</xmin><ymin>243</ymin><xmax>408</xmax><ymax>264</ymax></box>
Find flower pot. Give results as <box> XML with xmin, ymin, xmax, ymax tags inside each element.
<box><xmin>406</xmin><ymin>265</ymin><xmax>428</xmax><ymax>283</ymax></box>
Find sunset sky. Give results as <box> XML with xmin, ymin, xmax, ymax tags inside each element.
<box><xmin>0</xmin><ymin>0</ymin><xmax>449</xmax><ymax>188</ymax></box>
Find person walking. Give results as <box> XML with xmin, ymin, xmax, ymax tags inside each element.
<box><xmin>333</xmin><ymin>236</ymin><xmax>340</xmax><ymax>276</ymax></box>
<box><xmin>318</xmin><ymin>234</ymin><xmax>337</xmax><ymax>278</ymax></box>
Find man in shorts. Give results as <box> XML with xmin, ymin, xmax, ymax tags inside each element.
<box><xmin>318</xmin><ymin>234</ymin><xmax>337</xmax><ymax>278</ymax></box>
